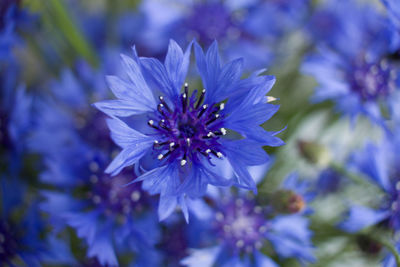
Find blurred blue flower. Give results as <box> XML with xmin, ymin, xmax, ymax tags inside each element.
<box><xmin>181</xmin><ymin>173</ymin><xmax>315</xmax><ymax>266</ymax></box>
<box><xmin>340</xmin><ymin>138</ymin><xmax>400</xmax><ymax>233</ymax></box>
<box><xmin>140</xmin><ymin>0</ymin><xmax>309</xmax><ymax>69</ymax></box>
<box><xmin>30</xmin><ymin>66</ymin><xmax>161</xmax><ymax>266</ymax></box>
<box><xmin>0</xmin><ymin>176</ymin><xmax>75</xmax><ymax>266</ymax></box>
<box><xmin>382</xmin><ymin>0</ymin><xmax>400</xmax><ymax>29</ymax></box>
<box><xmin>95</xmin><ymin>40</ymin><xmax>283</xmax><ymax>221</ymax></box>
<box><xmin>303</xmin><ymin>0</ymin><xmax>400</xmax><ymax>125</ymax></box>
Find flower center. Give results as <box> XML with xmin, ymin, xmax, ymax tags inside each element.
<box><xmin>350</xmin><ymin>58</ymin><xmax>396</xmax><ymax>101</ymax></box>
<box><xmin>148</xmin><ymin>84</ymin><xmax>226</xmax><ymax>166</ymax></box>
<box><xmin>85</xmin><ymin>160</ymin><xmax>149</xmax><ymax>217</ymax></box>
<box><xmin>213</xmin><ymin>198</ymin><xmax>267</xmax><ymax>254</ymax></box>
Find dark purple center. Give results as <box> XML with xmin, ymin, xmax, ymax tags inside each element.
<box><xmin>213</xmin><ymin>198</ymin><xmax>267</xmax><ymax>254</ymax></box>
<box><xmin>349</xmin><ymin>58</ymin><xmax>396</xmax><ymax>101</ymax></box>
<box><xmin>148</xmin><ymin>84</ymin><xmax>226</xmax><ymax>166</ymax></box>
<box><xmin>84</xmin><ymin>160</ymin><xmax>149</xmax><ymax>217</ymax></box>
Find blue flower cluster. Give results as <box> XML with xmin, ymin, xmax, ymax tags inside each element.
<box><xmin>2</xmin><ymin>0</ymin><xmax>400</xmax><ymax>266</ymax></box>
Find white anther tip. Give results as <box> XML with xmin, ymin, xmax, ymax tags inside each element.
<box><xmin>148</xmin><ymin>120</ymin><xmax>154</xmax><ymax>125</ymax></box>
<box><xmin>266</xmin><ymin>96</ymin><xmax>278</xmax><ymax>103</ymax></box>
<box><xmin>206</xmin><ymin>149</ymin><xmax>211</xmax><ymax>154</ymax></box>
<box><xmin>183</xmin><ymin>93</ymin><xmax>187</xmax><ymax>98</ymax></box>
<box><xmin>202</xmin><ymin>89</ymin><xmax>206</xmax><ymax>93</ymax></box>
<box><xmin>219</xmin><ymin>103</ymin><xmax>225</xmax><ymax>110</ymax></box>
<box><xmin>154</xmin><ymin>140</ymin><xmax>159</xmax><ymax>144</ymax></box>
<box><xmin>220</xmin><ymin>128</ymin><xmax>227</xmax><ymax>135</ymax></box>
<box><xmin>217</xmin><ymin>152</ymin><xmax>223</xmax><ymax>158</ymax></box>
<box><xmin>203</xmin><ymin>104</ymin><xmax>208</xmax><ymax>109</ymax></box>
<box><xmin>184</xmin><ymin>83</ymin><xmax>188</xmax><ymax>87</ymax></box>
<box><xmin>170</xmin><ymin>142</ymin><xmax>175</xmax><ymax>147</ymax></box>
<box><xmin>207</xmin><ymin>132</ymin><xmax>213</xmax><ymax>137</ymax></box>
<box><xmin>180</xmin><ymin>159</ymin><xmax>187</xmax><ymax>166</ymax></box>
<box><xmin>157</xmin><ymin>154</ymin><xmax>164</xmax><ymax>160</ymax></box>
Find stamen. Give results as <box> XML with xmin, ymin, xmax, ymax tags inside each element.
<box><xmin>148</xmin><ymin>120</ymin><xmax>159</xmax><ymax>129</ymax></box>
<box><xmin>197</xmin><ymin>104</ymin><xmax>208</xmax><ymax>118</ymax></box>
<box><xmin>181</xmin><ymin>93</ymin><xmax>188</xmax><ymax>113</ymax></box>
<box><xmin>159</xmin><ymin>96</ymin><xmax>172</xmax><ymax>113</ymax></box>
<box><xmin>180</xmin><ymin>159</ymin><xmax>187</xmax><ymax>166</ymax></box>
<box><xmin>157</xmin><ymin>104</ymin><xmax>165</xmax><ymax>115</ymax></box>
<box><xmin>219</xmin><ymin>103</ymin><xmax>225</xmax><ymax>110</ymax></box>
<box><xmin>195</xmin><ymin>89</ymin><xmax>206</xmax><ymax>109</ymax></box>
<box><xmin>220</xmin><ymin>128</ymin><xmax>227</xmax><ymax>135</ymax></box>
<box><xmin>206</xmin><ymin>114</ymin><xmax>220</xmax><ymax>125</ymax></box>
<box><xmin>211</xmin><ymin>150</ymin><xmax>223</xmax><ymax>158</ymax></box>
<box><xmin>154</xmin><ymin>140</ymin><xmax>168</xmax><ymax>148</ymax></box>
<box><xmin>169</xmin><ymin>142</ymin><xmax>176</xmax><ymax>150</ymax></box>
<box><xmin>266</xmin><ymin>96</ymin><xmax>278</xmax><ymax>103</ymax></box>
<box><xmin>157</xmin><ymin>150</ymin><xmax>172</xmax><ymax>160</ymax></box>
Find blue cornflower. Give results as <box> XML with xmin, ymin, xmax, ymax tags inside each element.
<box><xmin>95</xmin><ymin>40</ymin><xmax>283</xmax><ymax>221</ymax></box>
<box><xmin>340</xmin><ymin>139</ymin><xmax>399</xmax><ymax>233</ymax></box>
<box><xmin>30</xmin><ymin>66</ymin><xmax>161</xmax><ymax>266</ymax></box>
<box><xmin>181</xmin><ymin>173</ymin><xmax>315</xmax><ymax>266</ymax></box>
<box><xmin>0</xmin><ymin>176</ymin><xmax>75</xmax><ymax>266</ymax></box>
<box><xmin>303</xmin><ymin>0</ymin><xmax>400</xmax><ymax>125</ymax></box>
<box><xmin>339</xmin><ymin>135</ymin><xmax>400</xmax><ymax>266</ymax></box>
<box><xmin>140</xmin><ymin>0</ymin><xmax>309</xmax><ymax>69</ymax></box>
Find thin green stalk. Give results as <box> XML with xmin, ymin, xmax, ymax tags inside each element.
<box><xmin>47</xmin><ymin>0</ymin><xmax>99</xmax><ymax>66</ymax></box>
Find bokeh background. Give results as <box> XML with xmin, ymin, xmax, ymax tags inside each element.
<box><xmin>1</xmin><ymin>0</ymin><xmax>399</xmax><ymax>266</ymax></box>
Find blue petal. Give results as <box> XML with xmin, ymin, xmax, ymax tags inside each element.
<box><xmin>105</xmin><ymin>144</ymin><xmax>153</xmax><ymax>176</ymax></box>
<box><xmin>140</xmin><ymin>57</ymin><xmax>177</xmax><ymax>99</ymax></box>
<box><xmin>158</xmin><ymin>194</ymin><xmax>178</xmax><ymax>222</ymax></box>
<box><xmin>94</xmin><ymin>99</ymin><xmax>152</xmax><ymax>118</ymax></box>
<box><xmin>119</xmin><ymin>54</ymin><xmax>156</xmax><ymax>107</ymax></box>
<box><xmin>226</xmin><ymin>102</ymin><xmax>279</xmax><ymax>126</ymax></box>
<box><xmin>269</xmin><ymin>215</ymin><xmax>315</xmax><ymax>263</ymax></box>
<box><xmin>254</xmin><ymin>251</ymin><xmax>279</xmax><ymax>267</ymax></box>
<box><xmin>339</xmin><ymin>205</ymin><xmax>390</xmax><ymax>233</ymax></box>
<box><xmin>106</xmin><ymin>75</ymin><xmax>156</xmax><ymax>111</ymax></box>
<box><xmin>87</xmin><ymin>226</ymin><xmax>118</xmax><ymax>267</ymax></box>
<box><xmin>222</xmin><ymin>139</ymin><xmax>270</xmax><ymax>166</ymax></box>
<box><xmin>181</xmin><ymin>246</ymin><xmax>221</xmax><ymax>267</ymax></box>
<box><xmin>105</xmin><ymin>119</ymin><xmax>155</xmax><ymax>175</ymax></box>
<box><xmin>106</xmin><ymin>118</ymin><xmax>155</xmax><ymax>148</ymax></box>
<box><xmin>350</xmin><ymin>142</ymin><xmax>391</xmax><ymax>191</ymax></box>
<box><xmin>64</xmin><ymin>211</ymin><xmax>99</xmax><ymax>245</ymax></box>
<box><xmin>164</xmin><ymin>39</ymin><xmax>192</xmax><ymax>94</ymax></box>
<box><xmin>133</xmin><ymin>163</ymin><xmax>179</xmax><ymax>196</ymax></box>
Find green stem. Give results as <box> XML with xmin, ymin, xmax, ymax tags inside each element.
<box><xmin>47</xmin><ymin>0</ymin><xmax>99</xmax><ymax>66</ymax></box>
<box><xmin>369</xmin><ymin>233</ymin><xmax>400</xmax><ymax>267</ymax></box>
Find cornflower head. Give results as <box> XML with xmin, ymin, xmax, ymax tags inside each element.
<box><xmin>339</xmin><ymin>132</ymin><xmax>400</xmax><ymax>266</ymax></box>
<box><xmin>181</xmin><ymin>173</ymin><xmax>315</xmax><ymax>266</ymax></box>
<box><xmin>31</xmin><ymin>65</ymin><xmax>161</xmax><ymax>266</ymax></box>
<box><xmin>303</xmin><ymin>0</ymin><xmax>400</xmax><ymax>126</ymax></box>
<box><xmin>95</xmin><ymin>40</ymin><xmax>284</xmax><ymax>222</ymax></box>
